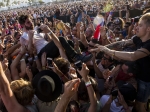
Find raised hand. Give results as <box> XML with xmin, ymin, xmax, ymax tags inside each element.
<box><xmin>77</xmin><ymin>63</ymin><xmax>89</xmax><ymax>81</ymax></box>
<box><xmin>40</xmin><ymin>25</ymin><xmax>51</xmax><ymax>33</ymax></box>
<box><xmin>64</xmin><ymin>79</ymin><xmax>80</xmax><ymax>98</ymax></box>
<box><xmin>28</xmin><ymin>30</ymin><xmax>34</xmax><ymax>38</ymax></box>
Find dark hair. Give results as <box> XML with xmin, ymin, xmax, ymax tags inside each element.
<box><xmin>18</xmin><ymin>15</ymin><xmax>28</xmax><ymax>25</ymax></box>
<box><xmin>107</xmin><ymin>22</ymin><xmax>114</xmax><ymax>28</ymax></box>
<box><xmin>54</xmin><ymin>57</ymin><xmax>70</xmax><ymax>75</ymax></box>
<box><xmin>14</xmin><ymin>31</ymin><xmax>19</xmax><ymax>38</ymax></box>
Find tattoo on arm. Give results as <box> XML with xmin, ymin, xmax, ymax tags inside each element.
<box><xmin>105</xmin><ymin>39</ymin><xmax>134</xmax><ymax>50</ymax></box>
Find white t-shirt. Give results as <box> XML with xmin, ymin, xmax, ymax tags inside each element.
<box><xmin>20</xmin><ymin>31</ymin><xmax>48</xmax><ymax>54</ymax></box>
<box><xmin>100</xmin><ymin>95</ymin><xmax>133</xmax><ymax>112</ymax></box>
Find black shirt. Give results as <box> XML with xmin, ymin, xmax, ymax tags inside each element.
<box><xmin>133</xmin><ymin>36</ymin><xmax>150</xmax><ymax>82</ymax></box>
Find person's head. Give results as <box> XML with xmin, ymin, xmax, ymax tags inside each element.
<box><xmin>18</xmin><ymin>15</ymin><xmax>34</xmax><ymax>30</ymax></box>
<box><xmin>118</xmin><ymin>83</ymin><xmax>136</xmax><ymax>105</ymax></box>
<box><xmin>70</xmin><ymin>15</ymin><xmax>75</xmax><ymax>22</ymax></box>
<box><xmin>54</xmin><ymin>57</ymin><xmax>70</xmax><ymax>75</ymax></box>
<box><xmin>14</xmin><ymin>31</ymin><xmax>22</xmax><ymax>41</ymax></box>
<box><xmin>101</xmin><ymin>54</ymin><xmax>114</xmax><ymax>68</ymax></box>
<box><xmin>121</xmin><ymin>61</ymin><xmax>138</xmax><ymax>76</ymax></box>
<box><xmin>72</xmin><ymin>27</ymin><xmax>77</xmax><ymax>36</ymax></box>
<box><xmin>10</xmin><ymin>79</ymin><xmax>34</xmax><ymax>106</ymax></box>
<box><xmin>114</xmin><ymin>17</ymin><xmax>124</xmax><ymax>29</ymax></box>
<box><xmin>135</xmin><ymin>13</ymin><xmax>150</xmax><ymax>38</ymax></box>
<box><xmin>113</xmin><ymin>27</ymin><xmax>122</xmax><ymax>37</ymax></box>
<box><xmin>124</xmin><ymin>22</ymin><xmax>131</xmax><ymax>31</ymax></box>
<box><xmin>85</xmin><ymin>27</ymin><xmax>93</xmax><ymax>41</ymax></box>
<box><xmin>107</xmin><ymin>22</ymin><xmax>115</xmax><ymax>31</ymax></box>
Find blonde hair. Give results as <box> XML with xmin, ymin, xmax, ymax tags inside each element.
<box><xmin>10</xmin><ymin>78</ymin><xmax>34</xmax><ymax>106</ymax></box>
<box><xmin>140</xmin><ymin>13</ymin><xmax>150</xmax><ymax>26</ymax></box>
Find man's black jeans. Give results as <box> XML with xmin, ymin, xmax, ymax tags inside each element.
<box><xmin>38</xmin><ymin>37</ymin><xmax>76</xmax><ymax>59</ymax></box>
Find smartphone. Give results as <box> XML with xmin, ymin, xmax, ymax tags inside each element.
<box><xmin>111</xmin><ymin>89</ymin><xmax>118</xmax><ymax>99</ymax></box>
<box><xmin>74</xmin><ymin>60</ymin><xmax>82</xmax><ymax>70</ymax></box>
<box><xmin>37</xmin><ymin>28</ymin><xmax>43</xmax><ymax>34</ymax></box>
<box><xmin>47</xmin><ymin>57</ymin><xmax>53</xmax><ymax>67</ymax></box>
<box><xmin>108</xmin><ymin>76</ymin><xmax>113</xmax><ymax>82</ymax></box>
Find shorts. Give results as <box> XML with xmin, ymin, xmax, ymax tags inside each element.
<box><xmin>136</xmin><ymin>79</ymin><xmax>150</xmax><ymax>103</ymax></box>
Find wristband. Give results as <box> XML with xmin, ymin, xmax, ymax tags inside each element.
<box><xmin>111</xmin><ymin>51</ymin><xmax>115</xmax><ymax>60</ymax></box>
<box><xmin>85</xmin><ymin>81</ymin><xmax>92</xmax><ymax>87</ymax></box>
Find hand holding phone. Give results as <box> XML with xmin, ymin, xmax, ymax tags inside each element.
<box><xmin>47</xmin><ymin>57</ymin><xmax>53</xmax><ymax>67</ymax></box>
<box><xmin>74</xmin><ymin>60</ymin><xmax>82</xmax><ymax>70</ymax></box>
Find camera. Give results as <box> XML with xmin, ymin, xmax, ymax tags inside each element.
<box><xmin>111</xmin><ymin>89</ymin><xmax>118</xmax><ymax>99</ymax></box>
<box><xmin>47</xmin><ymin>57</ymin><xmax>53</xmax><ymax>67</ymax></box>
<box><xmin>74</xmin><ymin>60</ymin><xmax>82</xmax><ymax>70</ymax></box>
<box><xmin>131</xmin><ymin>16</ymin><xmax>141</xmax><ymax>23</ymax></box>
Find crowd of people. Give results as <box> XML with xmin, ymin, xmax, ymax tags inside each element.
<box><xmin>0</xmin><ymin>0</ymin><xmax>149</xmax><ymax>112</ymax></box>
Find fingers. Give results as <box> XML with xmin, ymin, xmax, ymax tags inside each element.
<box><xmin>89</xmin><ymin>48</ymin><xmax>100</xmax><ymax>53</ymax></box>
<box><xmin>67</xmin><ymin>78</ymin><xmax>80</xmax><ymax>90</ymax></box>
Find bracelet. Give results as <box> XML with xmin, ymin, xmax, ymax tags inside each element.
<box><xmin>85</xmin><ymin>81</ymin><xmax>92</xmax><ymax>87</ymax></box>
<box><xmin>111</xmin><ymin>51</ymin><xmax>115</xmax><ymax>60</ymax></box>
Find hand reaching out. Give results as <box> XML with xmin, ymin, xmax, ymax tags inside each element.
<box><xmin>77</xmin><ymin>63</ymin><xmax>89</xmax><ymax>81</ymax></box>
<box><xmin>64</xmin><ymin>78</ymin><xmax>80</xmax><ymax>98</ymax></box>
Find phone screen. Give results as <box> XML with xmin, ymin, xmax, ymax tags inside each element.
<box><xmin>47</xmin><ymin>58</ymin><xmax>53</xmax><ymax>67</ymax></box>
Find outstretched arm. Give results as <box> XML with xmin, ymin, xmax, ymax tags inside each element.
<box><xmin>105</xmin><ymin>39</ymin><xmax>134</xmax><ymax>51</ymax></box>
<box><xmin>0</xmin><ymin>62</ymin><xmax>29</xmax><ymax>112</ymax></box>
<box><xmin>40</xmin><ymin>25</ymin><xmax>68</xmax><ymax>60</ymax></box>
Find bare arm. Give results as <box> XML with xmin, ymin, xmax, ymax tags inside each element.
<box><xmin>5</xmin><ymin>43</ymin><xmax>21</xmax><ymax>56</ymax></box>
<box><xmin>93</xmin><ymin>62</ymin><xmax>104</xmax><ymax>79</ymax></box>
<box><xmin>80</xmin><ymin>26</ymin><xmax>88</xmax><ymax>47</ymax></box>
<box><xmin>54</xmin><ymin>79</ymin><xmax>80</xmax><ymax>112</ymax></box>
<box><xmin>0</xmin><ymin>62</ymin><xmax>29</xmax><ymax>112</ymax></box>
<box><xmin>19</xmin><ymin>59</ymin><xmax>26</xmax><ymax>79</ymax></box>
<box><xmin>78</xmin><ymin>64</ymin><xmax>97</xmax><ymax>112</ymax></box>
<box><xmin>28</xmin><ymin>30</ymin><xmax>34</xmax><ymax>55</ymax></box>
<box><xmin>105</xmin><ymin>39</ymin><xmax>134</xmax><ymax>50</ymax></box>
<box><xmin>10</xmin><ymin>47</ymin><xmax>26</xmax><ymax>80</ymax></box>
<box><xmin>103</xmin><ymin>47</ymin><xmax>150</xmax><ymax>61</ymax></box>
<box><xmin>40</xmin><ymin>25</ymin><xmax>68</xmax><ymax>59</ymax></box>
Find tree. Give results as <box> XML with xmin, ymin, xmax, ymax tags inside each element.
<box><xmin>38</xmin><ymin>0</ymin><xmax>44</xmax><ymax>5</ymax></box>
<box><xmin>0</xmin><ymin>2</ymin><xmax>4</xmax><ymax>7</ymax></box>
